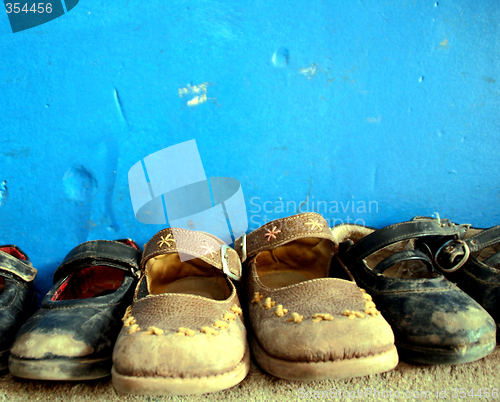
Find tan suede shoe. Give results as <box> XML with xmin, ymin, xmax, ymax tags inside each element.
<box><xmin>234</xmin><ymin>213</ymin><xmax>398</xmax><ymax>381</ymax></box>
<box><xmin>111</xmin><ymin>228</ymin><xmax>249</xmax><ymax>396</ymax></box>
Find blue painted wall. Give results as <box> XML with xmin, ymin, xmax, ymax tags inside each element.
<box><xmin>1</xmin><ymin>1</ymin><xmax>499</xmax><ymax>295</ymax></box>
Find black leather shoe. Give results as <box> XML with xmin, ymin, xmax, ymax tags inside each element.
<box><xmin>331</xmin><ymin>218</ymin><xmax>496</xmax><ymax>365</ymax></box>
<box><xmin>0</xmin><ymin>245</ymin><xmax>37</xmax><ymax>371</ymax></box>
<box><xmin>8</xmin><ymin>239</ymin><xmax>141</xmax><ymax>380</ymax></box>
<box><xmin>432</xmin><ymin>224</ymin><xmax>500</xmax><ymax>341</ymax></box>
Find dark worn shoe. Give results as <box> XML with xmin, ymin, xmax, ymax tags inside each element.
<box><xmin>331</xmin><ymin>217</ymin><xmax>497</xmax><ymax>365</ymax></box>
<box><xmin>0</xmin><ymin>246</ymin><xmax>37</xmax><ymax>371</ymax></box>
<box><xmin>8</xmin><ymin>239</ymin><xmax>141</xmax><ymax>380</ymax></box>
<box><xmin>432</xmin><ymin>223</ymin><xmax>500</xmax><ymax>341</ymax></box>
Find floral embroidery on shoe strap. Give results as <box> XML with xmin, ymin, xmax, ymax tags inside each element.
<box><xmin>264</xmin><ymin>226</ymin><xmax>281</xmax><ymax>241</ymax></box>
<box><xmin>286</xmin><ymin>312</ymin><xmax>304</xmax><ymax>323</ymax></box>
<box><xmin>263</xmin><ymin>297</ymin><xmax>276</xmax><ymax>310</ymax></box>
<box><xmin>312</xmin><ymin>313</ymin><xmax>334</xmax><ymax>322</ymax></box>
<box><xmin>230</xmin><ymin>305</ymin><xmax>243</xmax><ymax>315</ymax></box>
<box><xmin>201</xmin><ymin>327</ymin><xmax>219</xmax><ymax>337</ymax></box>
<box><xmin>274</xmin><ymin>305</ymin><xmax>288</xmax><ymax>317</ymax></box>
<box><xmin>158</xmin><ymin>234</ymin><xmax>175</xmax><ymax>248</ymax></box>
<box><xmin>144</xmin><ymin>326</ymin><xmax>164</xmax><ymax>336</ymax></box>
<box><xmin>252</xmin><ymin>292</ymin><xmax>264</xmax><ymax>303</ymax></box>
<box><xmin>127</xmin><ymin>324</ymin><xmax>141</xmax><ymax>334</ymax></box>
<box><xmin>176</xmin><ymin>327</ymin><xmax>195</xmax><ymax>337</ymax></box>
<box><xmin>200</xmin><ymin>242</ymin><xmax>217</xmax><ymax>259</ymax></box>
<box><xmin>305</xmin><ymin>219</ymin><xmax>324</xmax><ymax>231</ymax></box>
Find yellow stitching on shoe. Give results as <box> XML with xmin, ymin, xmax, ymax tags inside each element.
<box><xmin>348</xmin><ymin>314</ymin><xmax>356</xmax><ymax>319</ymax></box>
<box><xmin>354</xmin><ymin>312</ymin><xmax>365</xmax><ymax>318</ymax></box>
<box><xmin>252</xmin><ymin>292</ymin><xmax>264</xmax><ymax>303</ymax></box>
<box><xmin>274</xmin><ymin>305</ymin><xmax>288</xmax><ymax>317</ymax></box>
<box><xmin>123</xmin><ymin>316</ymin><xmax>136</xmax><ymax>327</ymax></box>
<box><xmin>127</xmin><ymin>324</ymin><xmax>141</xmax><ymax>334</ymax></box>
<box><xmin>359</xmin><ymin>288</ymin><xmax>366</xmax><ymax>293</ymax></box>
<box><xmin>365</xmin><ymin>308</ymin><xmax>381</xmax><ymax>316</ymax></box>
<box><xmin>214</xmin><ymin>320</ymin><xmax>229</xmax><ymax>329</ymax></box>
<box><xmin>286</xmin><ymin>312</ymin><xmax>304</xmax><ymax>323</ymax></box>
<box><xmin>230</xmin><ymin>305</ymin><xmax>243</xmax><ymax>315</ymax></box>
<box><xmin>263</xmin><ymin>297</ymin><xmax>276</xmax><ymax>310</ymax></box>
<box><xmin>176</xmin><ymin>327</ymin><xmax>195</xmax><ymax>337</ymax></box>
<box><xmin>365</xmin><ymin>301</ymin><xmax>376</xmax><ymax>309</ymax></box>
<box><xmin>312</xmin><ymin>313</ymin><xmax>334</xmax><ymax>322</ymax></box>
<box><xmin>201</xmin><ymin>327</ymin><xmax>219</xmax><ymax>337</ymax></box>
<box><xmin>363</xmin><ymin>293</ymin><xmax>373</xmax><ymax>301</ymax></box>
<box><xmin>144</xmin><ymin>326</ymin><xmax>164</xmax><ymax>335</ymax></box>
<box><xmin>343</xmin><ymin>310</ymin><xmax>365</xmax><ymax>319</ymax></box>
<box><xmin>342</xmin><ymin>310</ymin><xmax>351</xmax><ymax>316</ymax></box>
<box><xmin>223</xmin><ymin>313</ymin><xmax>237</xmax><ymax>322</ymax></box>
<box><xmin>122</xmin><ymin>306</ymin><xmax>132</xmax><ymax>322</ymax></box>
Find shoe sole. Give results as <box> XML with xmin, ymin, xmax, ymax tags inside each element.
<box><xmin>250</xmin><ymin>336</ymin><xmax>399</xmax><ymax>381</ymax></box>
<box><xmin>111</xmin><ymin>349</ymin><xmax>250</xmax><ymax>396</ymax></box>
<box><xmin>8</xmin><ymin>355</ymin><xmax>111</xmax><ymax>380</ymax></box>
<box><xmin>395</xmin><ymin>337</ymin><xmax>496</xmax><ymax>365</ymax></box>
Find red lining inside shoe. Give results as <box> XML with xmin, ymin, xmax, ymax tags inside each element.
<box><xmin>118</xmin><ymin>239</ymin><xmax>139</xmax><ymax>250</ymax></box>
<box><xmin>0</xmin><ymin>277</ymin><xmax>4</xmax><ymax>295</ymax></box>
<box><xmin>0</xmin><ymin>246</ymin><xmax>27</xmax><ymax>260</ymax></box>
<box><xmin>52</xmin><ymin>266</ymin><xmax>125</xmax><ymax>301</ymax></box>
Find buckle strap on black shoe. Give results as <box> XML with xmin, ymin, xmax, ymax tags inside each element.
<box><xmin>0</xmin><ymin>246</ymin><xmax>37</xmax><ymax>282</ymax></box>
<box><xmin>54</xmin><ymin>239</ymin><xmax>142</xmax><ymax>284</ymax></box>
<box><xmin>344</xmin><ymin>218</ymin><xmax>466</xmax><ymax>264</ymax></box>
<box><xmin>435</xmin><ymin>225</ymin><xmax>500</xmax><ymax>272</ymax></box>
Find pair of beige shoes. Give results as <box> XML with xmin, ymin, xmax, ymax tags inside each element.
<box><xmin>111</xmin><ymin>212</ymin><xmax>398</xmax><ymax>396</ymax></box>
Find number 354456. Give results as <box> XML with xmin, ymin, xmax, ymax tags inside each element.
<box><xmin>5</xmin><ymin>3</ymin><xmax>53</xmax><ymax>13</ymax></box>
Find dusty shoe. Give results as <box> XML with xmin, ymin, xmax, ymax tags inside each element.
<box><xmin>233</xmin><ymin>212</ymin><xmax>398</xmax><ymax>381</ymax></box>
<box><xmin>8</xmin><ymin>239</ymin><xmax>141</xmax><ymax>380</ymax></box>
<box><xmin>331</xmin><ymin>217</ymin><xmax>497</xmax><ymax>365</ymax></box>
<box><xmin>111</xmin><ymin>228</ymin><xmax>250</xmax><ymax>396</ymax></box>
<box><xmin>432</xmin><ymin>222</ymin><xmax>500</xmax><ymax>342</ymax></box>
<box><xmin>0</xmin><ymin>245</ymin><xmax>38</xmax><ymax>371</ymax></box>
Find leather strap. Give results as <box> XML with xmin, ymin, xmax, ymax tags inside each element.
<box><xmin>345</xmin><ymin>218</ymin><xmax>466</xmax><ymax>263</ymax></box>
<box><xmin>0</xmin><ymin>247</ymin><xmax>37</xmax><ymax>282</ymax></box>
<box><xmin>54</xmin><ymin>240</ymin><xmax>142</xmax><ymax>284</ymax></box>
<box><xmin>141</xmin><ymin>228</ymin><xmax>242</xmax><ymax>281</ymax></box>
<box><xmin>234</xmin><ymin>212</ymin><xmax>337</xmax><ymax>263</ymax></box>
<box><xmin>372</xmin><ymin>250</ymin><xmax>433</xmax><ymax>274</ymax></box>
<box><xmin>436</xmin><ymin>225</ymin><xmax>500</xmax><ymax>270</ymax></box>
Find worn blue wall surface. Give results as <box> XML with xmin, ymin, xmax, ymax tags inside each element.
<box><xmin>0</xmin><ymin>1</ymin><xmax>499</xmax><ymax>294</ymax></box>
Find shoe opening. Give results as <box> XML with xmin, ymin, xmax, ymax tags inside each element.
<box><xmin>255</xmin><ymin>237</ymin><xmax>336</xmax><ymax>288</ymax></box>
<box><xmin>331</xmin><ymin>224</ymin><xmax>437</xmax><ymax>279</ymax></box>
<box><xmin>144</xmin><ymin>253</ymin><xmax>231</xmax><ymax>300</ymax></box>
<box><xmin>52</xmin><ymin>266</ymin><xmax>126</xmax><ymax>301</ymax></box>
<box><xmin>0</xmin><ymin>246</ymin><xmax>27</xmax><ymax>260</ymax></box>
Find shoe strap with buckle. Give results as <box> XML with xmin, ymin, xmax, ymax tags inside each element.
<box><xmin>435</xmin><ymin>225</ymin><xmax>500</xmax><ymax>272</ymax></box>
<box><xmin>142</xmin><ymin>228</ymin><xmax>242</xmax><ymax>281</ymax></box>
<box><xmin>234</xmin><ymin>212</ymin><xmax>337</xmax><ymax>263</ymax></box>
<box><xmin>0</xmin><ymin>246</ymin><xmax>37</xmax><ymax>282</ymax></box>
<box><xmin>55</xmin><ymin>239</ymin><xmax>142</xmax><ymax>283</ymax></box>
<box><xmin>343</xmin><ymin>217</ymin><xmax>468</xmax><ymax>264</ymax></box>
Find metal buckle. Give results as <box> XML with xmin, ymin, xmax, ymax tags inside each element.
<box><xmin>221</xmin><ymin>245</ymin><xmax>242</xmax><ymax>281</ymax></box>
<box><xmin>434</xmin><ymin>239</ymin><xmax>470</xmax><ymax>273</ymax></box>
<box><xmin>240</xmin><ymin>234</ymin><xmax>247</xmax><ymax>262</ymax></box>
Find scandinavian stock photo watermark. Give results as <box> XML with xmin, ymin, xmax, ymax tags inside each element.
<box><xmin>297</xmin><ymin>387</ymin><xmax>498</xmax><ymax>400</ymax></box>
<box><xmin>248</xmin><ymin>196</ymin><xmax>379</xmax><ymax>229</ymax></box>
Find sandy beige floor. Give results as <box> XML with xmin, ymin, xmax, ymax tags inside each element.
<box><xmin>0</xmin><ymin>346</ymin><xmax>498</xmax><ymax>402</ymax></box>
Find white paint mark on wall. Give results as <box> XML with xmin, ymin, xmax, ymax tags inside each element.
<box><xmin>366</xmin><ymin>115</ymin><xmax>382</xmax><ymax>123</ymax></box>
<box><xmin>178</xmin><ymin>83</ymin><xmax>213</xmax><ymax>107</ymax></box>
